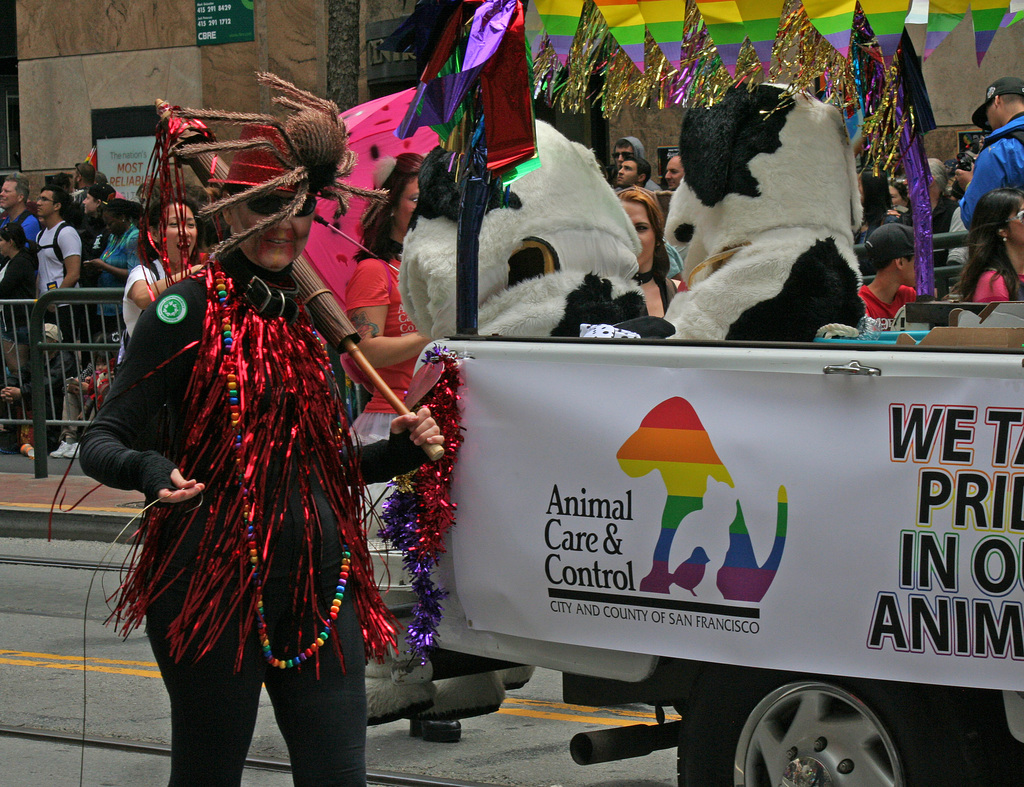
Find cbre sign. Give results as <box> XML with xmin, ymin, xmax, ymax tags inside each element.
<box><xmin>195</xmin><ymin>0</ymin><xmax>255</xmax><ymax>46</ymax></box>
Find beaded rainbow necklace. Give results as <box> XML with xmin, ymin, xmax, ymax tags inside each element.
<box><xmin>214</xmin><ymin>265</ymin><xmax>349</xmax><ymax>669</ymax></box>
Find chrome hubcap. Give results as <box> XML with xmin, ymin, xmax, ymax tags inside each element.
<box><xmin>734</xmin><ymin>681</ymin><xmax>904</xmax><ymax>787</ymax></box>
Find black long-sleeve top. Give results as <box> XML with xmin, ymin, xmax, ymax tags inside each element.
<box><xmin>80</xmin><ymin>251</ymin><xmax>426</xmax><ymax>578</ymax></box>
<box><xmin>0</xmin><ymin>250</ymin><xmax>38</xmax><ymax>337</ymax></box>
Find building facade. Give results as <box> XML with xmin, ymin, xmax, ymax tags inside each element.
<box><xmin>8</xmin><ymin>0</ymin><xmax>1024</xmax><ymax>191</ymax></box>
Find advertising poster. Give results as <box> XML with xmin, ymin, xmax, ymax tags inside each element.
<box><xmin>450</xmin><ymin>357</ymin><xmax>1024</xmax><ymax>691</ymax></box>
<box><xmin>96</xmin><ymin>136</ymin><xmax>154</xmax><ymax>196</ymax></box>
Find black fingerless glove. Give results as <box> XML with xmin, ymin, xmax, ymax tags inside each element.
<box><xmin>135</xmin><ymin>450</ymin><xmax>183</xmax><ymax>503</ymax></box>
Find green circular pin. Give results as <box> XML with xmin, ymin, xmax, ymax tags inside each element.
<box><xmin>157</xmin><ymin>294</ymin><xmax>188</xmax><ymax>325</ymax></box>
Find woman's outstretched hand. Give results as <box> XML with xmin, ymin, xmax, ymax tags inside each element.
<box><xmin>157</xmin><ymin>468</ymin><xmax>206</xmax><ymax>504</ymax></box>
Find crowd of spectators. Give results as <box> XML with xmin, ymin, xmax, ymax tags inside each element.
<box><xmin>0</xmin><ymin>165</ymin><xmax>212</xmax><ymax>456</ymax></box>
<box><xmin>5</xmin><ymin>75</ymin><xmax>1024</xmax><ymax>453</ymax></box>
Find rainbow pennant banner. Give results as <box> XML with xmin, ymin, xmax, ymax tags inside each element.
<box><xmin>637</xmin><ymin>0</ymin><xmax>687</xmax><ymax>68</ymax></box>
<box><xmin>735</xmin><ymin>0</ymin><xmax>785</xmax><ymax>74</ymax></box>
<box><xmin>859</xmin><ymin>0</ymin><xmax>910</xmax><ymax>60</ymax></box>
<box><xmin>525</xmin><ymin>0</ymin><xmax>546</xmax><ymax>53</ymax></box>
<box><xmin>594</xmin><ymin>0</ymin><xmax>649</xmax><ymax>71</ymax></box>
<box><xmin>923</xmin><ymin>0</ymin><xmax>970</xmax><ymax>60</ymax></box>
<box><xmin>694</xmin><ymin>0</ymin><xmax>748</xmax><ymax>75</ymax></box>
<box><xmin>803</xmin><ymin>0</ymin><xmax>858</xmax><ymax>57</ymax></box>
<box><xmin>971</xmin><ymin>0</ymin><xmax>1010</xmax><ymax>63</ymax></box>
<box><xmin>534</xmin><ymin>0</ymin><xmax>585</xmax><ymax>64</ymax></box>
<box><xmin>1001</xmin><ymin>0</ymin><xmax>1024</xmax><ymax>26</ymax></box>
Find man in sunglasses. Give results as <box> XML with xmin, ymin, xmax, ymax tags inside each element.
<box><xmin>960</xmin><ymin>76</ymin><xmax>1024</xmax><ymax>229</ymax></box>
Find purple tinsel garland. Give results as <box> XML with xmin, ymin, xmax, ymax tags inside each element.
<box><xmin>378</xmin><ymin>347</ymin><xmax>462</xmax><ymax>661</ymax></box>
<box><xmin>380</xmin><ymin>488</ymin><xmax>449</xmax><ymax>659</ymax></box>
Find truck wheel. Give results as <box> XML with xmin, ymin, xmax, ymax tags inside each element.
<box><xmin>677</xmin><ymin>666</ymin><xmax>1022</xmax><ymax>787</ymax></box>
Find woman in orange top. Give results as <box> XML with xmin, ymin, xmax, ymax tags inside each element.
<box><xmin>346</xmin><ymin>153</ymin><xmax>432</xmax><ymax>441</ymax></box>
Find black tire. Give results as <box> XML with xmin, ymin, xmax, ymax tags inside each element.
<box><xmin>677</xmin><ymin>665</ymin><xmax>1023</xmax><ymax>787</ymax></box>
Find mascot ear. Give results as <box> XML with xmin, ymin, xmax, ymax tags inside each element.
<box><xmin>414</xmin><ymin>147</ymin><xmax>461</xmax><ymax>225</ymax></box>
<box><xmin>680</xmin><ymin>86</ymin><xmax>794</xmax><ymax>208</ymax></box>
<box><xmin>409</xmin><ymin>147</ymin><xmax>523</xmax><ymax>232</ymax></box>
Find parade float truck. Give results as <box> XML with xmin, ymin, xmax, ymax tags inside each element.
<box><xmin>427</xmin><ymin>324</ymin><xmax>1024</xmax><ymax>786</ymax></box>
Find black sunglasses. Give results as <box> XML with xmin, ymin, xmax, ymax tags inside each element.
<box><xmin>246</xmin><ymin>193</ymin><xmax>317</xmax><ymax>217</ymax></box>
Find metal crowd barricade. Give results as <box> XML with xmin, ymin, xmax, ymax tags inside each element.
<box><xmin>18</xmin><ymin>288</ymin><xmax>123</xmax><ymax>478</ymax></box>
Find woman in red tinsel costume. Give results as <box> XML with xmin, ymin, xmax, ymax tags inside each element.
<box><xmin>80</xmin><ymin>75</ymin><xmax>443</xmax><ymax>786</ymax></box>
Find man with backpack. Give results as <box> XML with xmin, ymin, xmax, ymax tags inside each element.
<box><xmin>960</xmin><ymin>76</ymin><xmax>1024</xmax><ymax>228</ymax></box>
<box><xmin>35</xmin><ymin>186</ymin><xmax>83</xmax><ymax>343</ymax></box>
<box><xmin>0</xmin><ymin>174</ymin><xmax>41</xmax><ymax>245</ymax></box>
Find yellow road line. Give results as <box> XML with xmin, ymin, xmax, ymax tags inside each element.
<box><xmin>507</xmin><ymin>697</ymin><xmax>669</xmax><ymax>720</ymax></box>
<box><xmin>0</xmin><ymin>657</ymin><xmax>159</xmax><ymax>678</ymax></box>
<box><xmin>496</xmin><ymin>707</ymin><xmax>657</xmax><ymax>726</ymax></box>
<box><xmin>0</xmin><ymin>649</ymin><xmax>673</xmax><ymax>727</ymax></box>
<box><xmin>0</xmin><ymin>650</ymin><xmax>155</xmax><ymax>667</ymax></box>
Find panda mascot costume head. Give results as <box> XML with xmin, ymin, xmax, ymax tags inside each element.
<box><xmin>665</xmin><ymin>84</ymin><xmax>866</xmax><ymax>342</ymax></box>
<box><xmin>401</xmin><ymin>120</ymin><xmax>645</xmax><ymax>338</ymax></box>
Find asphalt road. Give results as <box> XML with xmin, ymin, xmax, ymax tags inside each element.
<box><xmin>0</xmin><ymin>535</ymin><xmax>678</xmax><ymax>786</ymax></box>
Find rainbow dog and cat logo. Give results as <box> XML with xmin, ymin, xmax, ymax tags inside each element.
<box><xmin>546</xmin><ymin>397</ymin><xmax>787</xmax><ymax>629</ymax></box>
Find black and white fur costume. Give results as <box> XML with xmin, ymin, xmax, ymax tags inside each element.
<box><xmin>386</xmin><ymin>121</ymin><xmax>648</xmax><ymax>728</ymax></box>
<box><xmin>401</xmin><ymin>120</ymin><xmax>645</xmax><ymax>338</ymax></box>
<box><xmin>665</xmin><ymin>84</ymin><xmax>865</xmax><ymax>341</ymax></box>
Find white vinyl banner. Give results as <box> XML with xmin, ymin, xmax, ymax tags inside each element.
<box><xmin>449</xmin><ymin>357</ymin><xmax>1024</xmax><ymax>691</ymax></box>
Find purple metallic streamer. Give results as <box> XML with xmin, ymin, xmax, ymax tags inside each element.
<box><xmin>897</xmin><ymin>78</ymin><xmax>934</xmax><ymax>296</ymax></box>
<box><xmin>380</xmin><ymin>486</ymin><xmax>449</xmax><ymax>661</ymax></box>
<box><xmin>378</xmin><ymin>347</ymin><xmax>462</xmax><ymax>662</ymax></box>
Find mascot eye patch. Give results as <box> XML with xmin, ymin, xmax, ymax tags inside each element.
<box><xmin>508</xmin><ymin>237</ymin><xmax>559</xmax><ymax>287</ymax></box>
<box><xmin>680</xmin><ymin>86</ymin><xmax>794</xmax><ymax>208</ymax></box>
<box><xmin>411</xmin><ymin>148</ymin><xmax>523</xmax><ymax>232</ymax></box>
<box><xmin>675</xmin><ymin>223</ymin><xmax>695</xmax><ymax>244</ymax></box>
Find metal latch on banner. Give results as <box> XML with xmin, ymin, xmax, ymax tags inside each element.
<box><xmin>822</xmin><ymin>360</ymin><xmax>882</xmax><ymax>376</ymax></box>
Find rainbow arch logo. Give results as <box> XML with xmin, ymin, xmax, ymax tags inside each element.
<box><xmin>617</xmin><ymin>397</ymin><xmax>787</xmax><ymax>602</ymax></box>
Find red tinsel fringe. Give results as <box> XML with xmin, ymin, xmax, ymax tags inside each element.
<box><xmin>113</xmin><ymin>264</ymin><xmax>396</xmax><ymax>669</ymax></box>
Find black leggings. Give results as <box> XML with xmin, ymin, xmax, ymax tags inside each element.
<box><xmin>146</xmin><ymin>579</ymin><xmax>368</xmax><ymax>787</ymax></box>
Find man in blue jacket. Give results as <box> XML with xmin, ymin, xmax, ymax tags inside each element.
<box><xmin>960</xmin><ymin>76</ymin><xmax>1024</xmax><ymax>228</ymax></box>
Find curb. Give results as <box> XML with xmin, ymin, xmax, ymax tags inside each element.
<box><xmin>0</xmin><ymin>504</ymin><xmax>139</xmax><ymax>543</ymax></box>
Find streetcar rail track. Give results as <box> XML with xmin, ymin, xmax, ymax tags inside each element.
<box><xmin>0</xmin><ymin>724</ymin><xmax>501</xmax><ymax>787</ymax></box>
<box><xmin>0</xmin><ymin>554</ymin><xmax>123</xmax><ymax>572</ymax></box>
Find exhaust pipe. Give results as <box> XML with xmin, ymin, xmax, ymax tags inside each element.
<box><xmin>570</xmin><ymin>720</ymin><xmax>680</xmax><ymax>765</ymax></box>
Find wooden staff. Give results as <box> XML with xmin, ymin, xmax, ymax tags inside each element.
<box><xmin>156</xmin><ymin>100</ymin><xmax>443</xmax><ymax>462</ymax></box>
<box><xmin>290</xmin><ymin>259</ymin><xmax>443</xmax><ymax>462</ymax></box>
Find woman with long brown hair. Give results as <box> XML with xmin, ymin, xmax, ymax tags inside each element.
<box><xmin>955</xmin><ymin>187</ymin><xmax>1024</xmax><ymax>302</ymax></box>
<box><xmin>345</xmin><ymin>152</ymin><xmax>433</xmax><ymax>442</ymax></box>
<box><xmin>618</xmin><ymin>186</ymin><xmax>678</xmax><ymax>317</ymax></box>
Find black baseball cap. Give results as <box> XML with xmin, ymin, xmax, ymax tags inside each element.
<box><xmin>87</xmin><ymin>183</ymin><xmax>115</xmax><ymax>203</ymax></box>
<box><xmin>972</xmin><ymin>76</ymin><xmax>1024</xmax><ymax>129</ymax></box>
<box><xmin>864</xmin><ymin>223</ymin><xmax>915</xmax><ymax>267</ymax></box>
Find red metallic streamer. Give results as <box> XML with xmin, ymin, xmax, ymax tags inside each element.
<box><xmin>113</xmin><ymin>264</ymin><xmax>396</xmax><ymax>669</ymax></box>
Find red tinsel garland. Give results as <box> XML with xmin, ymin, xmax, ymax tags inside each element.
<box><xmin>380</xmin><ymin>349</ymin><xmax>464</xmax><ymax>659</ymax></box>
<box><xmin>412</xmin><ymin>350</ymin><xmax>463</xmax><ymax>556</ymax></box>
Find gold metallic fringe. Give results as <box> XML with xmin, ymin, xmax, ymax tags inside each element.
<box><xmin>860</xmin><ymin>55</ymin><xmax>909</xmax><ymax>175</ymax></box>
<box><xmin>556</xmin><ymin>0</ymin><xmax>611</xmax><ymax>114</ymax></box>
<box><xmin>533</xmin><ymin>0</ymin><xmax>915</xmax><ymax>168</ymax></box>
<box><xmin>602</xmin><ymin>33</ymin><xmax>676</xmax><ymax>114</ymax></box>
